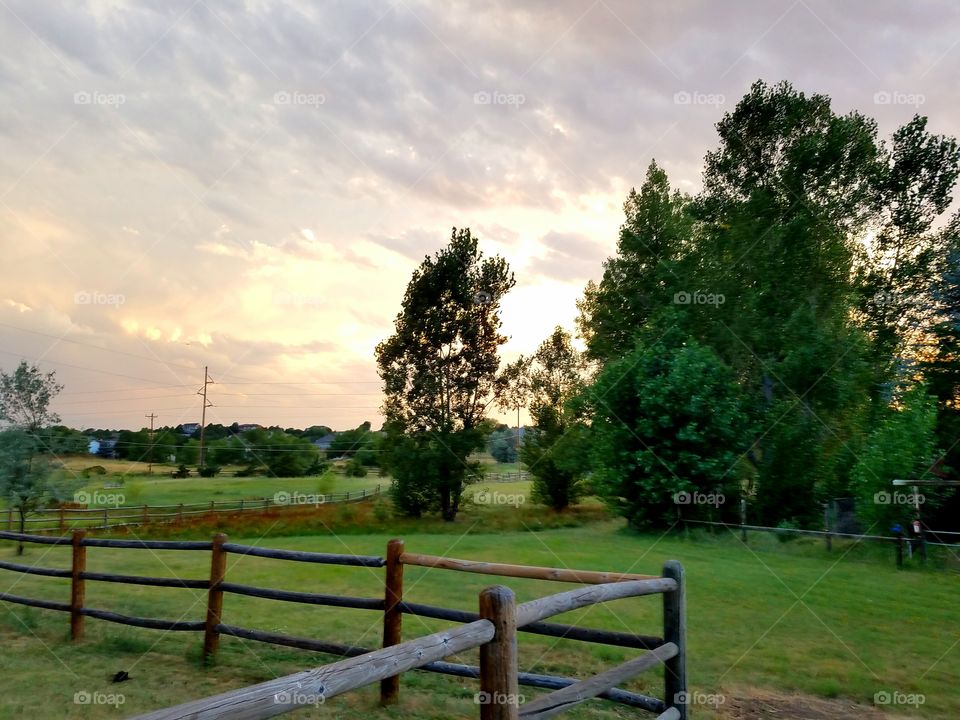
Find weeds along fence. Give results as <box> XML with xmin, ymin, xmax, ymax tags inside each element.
<box><xmin>0</xmin><ymin>531</ymin><xmax>688</xmax><ymax>720</ymax></box>
<box><xmin>3</xmin><ymin>485</ymin><xmax>382</xmax><ymax>534</ymax></box>
<box><xmin>682</xmin><ymin>518</ymin><xmax>960</xmax><ymax>571</ymax></box>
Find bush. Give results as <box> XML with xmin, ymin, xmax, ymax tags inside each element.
<box><xmin>171</xmin><ymin>464</ymin><xmax>189</xmax><ymax>478</ymax></box>
<box><xmin>345</xmin><ymin>460</ymin><xmax>368</xmax><ymax>477</ymax></box>
<box><xmin>776</xmin><ymin>519</ymin><xmax>801</xmax><ymax>542</ymax></box>
<box><xmin>82</xmin><ymin>465</ymin><xmax>107</xmax><ymax>477</ymax></box>
<box><xmin>234</xmin><ymin>464</ymin><xmax>263</xmax><ymax>477</ymax></box>
<box><xmin>198</xmin><ymin>465</ymin><xmax>221</xmax><ymax>478</ymax></box>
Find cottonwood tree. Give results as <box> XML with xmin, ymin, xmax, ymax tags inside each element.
<box><xmin>376</xmin><ymin>228</ymin><xmax>515</xmax><ymax>520</ymax></box>
<box><xmin>0</xmin><ymin>363</ymin><xmax>79</xmax><ymax>554</ymax></box>
<box><xmin>521</xmin><ymin>327</ymin><xmax>589</xmax><ymax>511</ymax></box>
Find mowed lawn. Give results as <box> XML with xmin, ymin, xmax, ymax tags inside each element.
<box><xmin>0</xmin><ymin>522</ymin><xmax>955</xmax><ymax>718</ymax></box>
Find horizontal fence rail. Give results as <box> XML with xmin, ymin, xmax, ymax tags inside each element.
<box><xmin>1</xmin><ymin>485</ymin><xmax>382</xmax><ymax>534</ymax></box>
<box><xmin>0</xmin><ymin>531</ymin><xmax>687</xmax><ymax>719</ymax></box>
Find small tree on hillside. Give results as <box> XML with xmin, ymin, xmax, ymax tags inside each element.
<box><xmin>521</xmin><ymin>328</ymin><xmax>589</xmax><ymax>511</ymax></box>
<box><xmin>0</xmin><ymin>363</ymin><xmax>80</xmax><ymax>554</ymax></box>
<box><xmin>376</xmin><ymin>228</ymin><xmax>515</xmax><ymax>520</ymax></box>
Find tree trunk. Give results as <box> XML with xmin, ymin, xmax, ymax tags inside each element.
<box><xmin>17</xmin><ymin>508</ymin><xmax>25</xmax><ymax>556</ymax></box>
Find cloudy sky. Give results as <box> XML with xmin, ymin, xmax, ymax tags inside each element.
<box><xmin>1</xmin><ymin>0</ymin><xmax>957</xmax><ymax>431</ymax></box>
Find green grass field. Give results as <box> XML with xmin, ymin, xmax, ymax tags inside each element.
<box><xmin>0</xmin><ymin>520</ymin><xmax>953</xmax><ymax>719</ymax></box>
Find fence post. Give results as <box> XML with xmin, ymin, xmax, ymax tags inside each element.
<box><xmin>6</xmin><ymin>507</ymin><xmax>11</xmax><ymax>530</ymax></box>
<box><xmin>663</xmin><ymin>560</ymin><xmax>687</xmax><ymax>720</ymax></box>
<box><xmin>70</xmin><ymin>529</ymin><xmax>86</xmax><ymax>640</ymax></box>
<box><xmin>896</xmin><ymin>536</ymin><xmax>904</xmax><ymax>569</ymax></box>
<box><xmin>823</xmin><ymin>504</ymin><xmax>832</xmax><ymax>552</ymax></box>
<box><xmin>177</xmin><ymin>503</ymin><xmax>183</xmax><ymax>522</ymax></box>
<box><xmin>479</xmin><ymin>585</ymin><xmax>519</xmax><ymax>720</ymax></box>
<box><xmin>202</xmin><ymin>533</ymin><xmax>228</xmax><ymax>663</ymax></box>
<box><xmin>102</xmin><ymin>508</ymin><xmax>108</xmax><ymax>528</ymax></box>
<box><xmin>59</xmin><ymin>506</ymin><xmax>66</xmax><ymax>534</ymax></box>
<box><xmin>740</xmin><ymin>498</ymin><xmax>747</xmax><ymax>542</ymax></box>
<box><xmin>380</xmin><ymin>538</ymin><xmax>405</xmax><ymax>705</ymax></box>
<box><xmin>143</xmin><ymin>504</ymin><xmax>149</xmax><ymax>526</ymax></box>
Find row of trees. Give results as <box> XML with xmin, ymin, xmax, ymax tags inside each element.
<box><xmin>377</xmin><ymin>80</ymin><xmax>960</xmax><ymax>532</ymax></box>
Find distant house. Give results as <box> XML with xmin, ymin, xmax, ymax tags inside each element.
<box><xmin>96</xmin><ymin>439</ymin><xmax>118</xmax><ymax>459</ymax></box>
<box><xmin>179</xmin><ymin>422</ymin><xmax>201</xmax><ymax>436</ymax></box>
<box><xmin>311</xmin><ymin>433</ymin><xmax>337</xmax><ymax>452</ymax></box>
<box><xmin>237</xmin><ymin>423</ymin><xmax>262</xmax><ymax>433</ymax></box>
<box><xmin>87</xmin><ymin>439</ymin><xmax>100</xmax><ymax>455</ymax></box>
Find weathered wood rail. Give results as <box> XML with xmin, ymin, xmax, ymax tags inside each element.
<box><xmin>3</xmin><ymin>485</ymin><xmax>382</xmax><ymax>534</ymax></box>
<box><xmin>0</xmin><ymin>531</ymin><xmax>687</xmax><ymax>719</ymax></box>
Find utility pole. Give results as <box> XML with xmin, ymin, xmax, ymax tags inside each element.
<box><xmin>145</xmin><ymin>413</ymin><xmax>157</xmax><ymax>474</ymax></box>
<box><xmin>197</xmin><ymin>366</ymin><xmax>213</xmax><ymax>468</ymax></box>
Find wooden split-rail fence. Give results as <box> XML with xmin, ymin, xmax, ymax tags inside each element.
<box><xmin>0</xmin><ymin>531</ymin><xmax>688</xmax><ymax>719</ymax></box>
<box><xmin>3</xmin><ymin>485</ymin><xmax>381</xmax><ymax>534</ymax></box>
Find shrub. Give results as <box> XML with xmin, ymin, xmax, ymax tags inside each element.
<box><xmin>198</xmin><ymin>465</ymin><xmax>221</xmax><ymax>478</ymax></box>
<box><xmin>345</xmin><ymin>460</ymin><xmax>368</xmax><ymax>477</ymax></box>
<box><xmin>82</xmin><ymin>465</ymin><xmax>107</xmax><ymax>477</ymax></box>
<box><xmin>171</xmin><ymin>464</ymin><xmax>189</xmax><ymax>478</ymax></box>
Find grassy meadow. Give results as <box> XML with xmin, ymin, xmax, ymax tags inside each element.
<box><xmin>0</xmin><ymin>518</ymin><xmax>954</xmax><ymax>719</ymax></box>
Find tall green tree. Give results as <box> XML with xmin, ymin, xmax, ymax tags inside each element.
<box><xmin>589</xmin><ymin>332</ymin><xmax>751</xmax><ymax>529</ymax></box>
<box><xmin>0</xmin><ymin>361</ymin><xmax>63</xmax><ymax>431</ymax></box>
<box><xmin>521</xmin><ymin>327</ymin><xmax>589</xmax><ymax>511</ymax></box>
<box><xmin>376</xmin><ymin>228</ymin><xmax>515</xmax><ymax>520</ymax></box>
<box><xmin>577</xmin><ymin>161</ymin><xmax>692</xmax><ymax>362</ymax></box>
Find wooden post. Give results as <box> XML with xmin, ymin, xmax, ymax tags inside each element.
<box><xmin>380</xmin><ymin>538</ymin><xmax>405</xmax><ymax>705</ymax></box>
<box><xmin>59</xmin><ymin>506</ymin><xmax>66</xmax><ymax>534</ymax></box>
<box><xmin>70</xmin><ymin>530</ymin><xmax>87</xmax><ymax>640</ymax></box>
<box><xmin>823</xmin><ymin>504</ymin><xmax>832</xmax><ymax>552</ymax></box>
<box><xmin>202</xmin><ymin>533</ymin><xmax>228</xmax><ymax>663</ymax></box>
<box><xmin>740</xmin><ymin>498</ymin><xmax>747</xmax><ymax>542</ymax></box>
<box><xmin>177</xmin><ymin>503</ymin><xmax>183</xmax><ymax>522</ymax></box>
<box><xmin>143</xmin><ymin>504</ymin><xmax>149</xmax><ymax>525</ymax></box>
<box><xmin>663</xmin><ymin>560</ymin><xmax>687</xmax><ymax>720</ymax></box>
<box><xmin>896</xmin><ymin>536</ymin><xmax>904</xmax><ymax>569</ymax></box>
<box><xmin>479</xmin><ymin>585</ymin><xmax>519</xmax><ymax>720</ymax></box>
<box><xmin>6</xmin><ymin>507</ymin><xmax>11</xmax><ymax>530</ymax></box>
<box><xmin>102</xmin><ymin>508</ymin><xmax>108</xmax><ymax>528</ymax></box>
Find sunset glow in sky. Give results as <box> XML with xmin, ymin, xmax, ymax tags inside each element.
<box><xmin>2</xmin><ymin>0</ymin><xmax>957</xmax><ymax>430</ymax></box>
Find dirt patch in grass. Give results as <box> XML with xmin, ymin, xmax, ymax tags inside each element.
<box><xmin>718</xmin><ymin>687</ymin><xmax>922</xmax><ymax>719</ymax></box>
